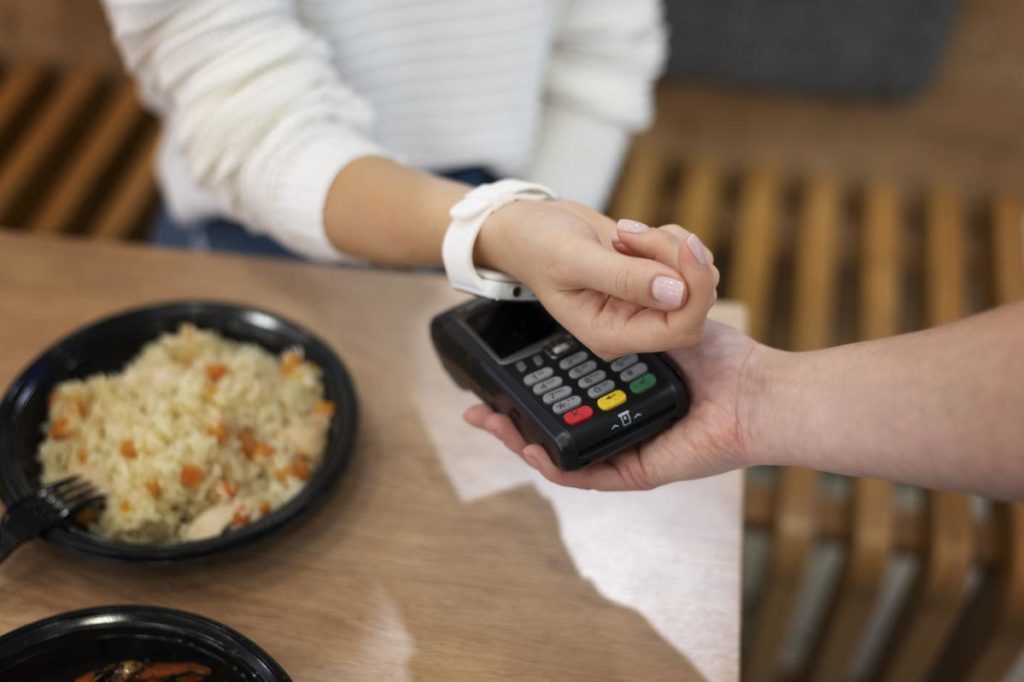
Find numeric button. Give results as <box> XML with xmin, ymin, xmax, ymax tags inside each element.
<box><xmin>619</xmin><ymin>362</ymin><xmax>648</xmax><ymax>382</ymax></box>
<box><xmin>533</xmin><ymin>376</ymin><xmax>563</xmax><ymax>395</ymax></box>
<box><xmin>568</xmin><ymin>360</ymin><xmax>597</xmax><ymax>380</ymax></box>
<box><xmin>587</xmin><ymin>379</ymin><xmax>615</xmax><ymax>399</ymax></box>
<box><xmin>542</xmin><ymin>386</ymin><xmax>572</xmax><ymax>404</ymax></box>
<box><xmin>523</xmin><ymin>367</ymin><xmax>553</xmax><ymax>386</ymax></box>
<box><xmin>577</xmin><ymin>370</ymin><xmax>607</xmax><ymax>389</ymax></box>
<box><xmin>552</xmin><ymin>395</ymin><xmax>582</xmax><ymax>415</ymax></box>
<box><xmin>559</xmin><ymin>351</ymin><xmax>588</xmax><ymax>370</ymax></box>
<box><xmin>610</xmin><ymin>354</ymin><xmax>639</xmax><ymax>372</ymax></box>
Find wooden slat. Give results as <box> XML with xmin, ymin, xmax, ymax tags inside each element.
<box><xmin>88</xmin><ymin>123</ymin><xmax>158</xmax><ymax>240</ymax></box>
<box><xmin>744</xmin><ymin>482</ymin><xmax>999</xmax><ymax>564</ymax></box>
<box><xmin>924</xmin><ymin>187</ymin><xmax>968</xmax><ymax>326</ymax></box>
<box><xmin>789</xmin><ymin>175</ymin><xmax>842</xmax><ymax>350</ymax></box>
<box><xmin>608</xmin><ymin>136</ymin><xmax>665</xmax><ymax>226</ymax></box>
<box><xmin>673</xmin><ymin>160</ymin><xmax>722</xmax><ymax>248</ymax></box>
<box><xmin>876</xmin><ymin>186</ymin><xmax>974</xmax><ymax>682</ymax></box>
<box><xmin>745</xmin><ymin>469</ymin><xmax>818</xmax><ymax>682</ymax></box>
<box><xmin>746</xmin><ymin>175</ymin><xmax>841</xmax><ymax>681</ymax></box>
<box><xmin>860</xmin><ymin>180</ymin><xmax>904</xmax><ymax>340</ymax></box>
<box><xmin>965</xmin><ymin>504</ymin><xmax>1024</xmax><ymax>681</ymax></box>
<box><xmin>0</xmin><ymin>71</ymin><xmax>99</xmax><ymax>222</ymax></box>
<box><xmin>30</xmin><ymin>82</ymin><xmax>146</xmax><ymax>234</ymax></box>
<box><xmin>933</xmin><ymin>504</ymin><xmax>1024</xmax><ymax>681</ymax></box>
<box><xmin>808</xmin><ymin>179</ymin><xmax>900</xmax><ymax>681</ymax></box>
<box><xmin>992</xmin><ymin>196</ymin><xmax>1024</xmax><ymax>303</ymax></box>
<box><xmin>727</xmin><ymin>169</ymin><xmax>783</xmax><ymax>341</ymax></box>
<box><xmin>0</xmin><ymin>64</ymin><xmax>46</xmax><ymax>145</ymax></box>
<box><xmin>946</xmin><ymin>197</ymin><xmax>1024</xmax><ymax>680</ymax></box>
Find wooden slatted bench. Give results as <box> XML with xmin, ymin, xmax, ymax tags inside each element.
<box><xmin>0</xmin><ymin>62</ymin><xmax>158</xmax><ymax>241</ymax></box>
<box><xmin>610</xmin><ymin>136</ymin><xmax>1024</xmax><ymax>681</ymax></box>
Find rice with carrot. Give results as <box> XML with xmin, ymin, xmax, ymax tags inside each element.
<box><xmin>37</xmin><ymin>324</ymin><xmax>333</xmax><ymax>543</ymax></box>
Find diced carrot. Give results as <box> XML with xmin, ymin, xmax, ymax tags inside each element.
<box><xmin>180</xmin><ymin>464</ymin><xmax>204</xmax><ymax>489</ymax></box>
<box><xmin>289</xmin><ymin>457</ymin><xmax>312</xmax><ymax>481</ymax></box>
<box><xmin>48</xmin><ymin>391</ymin><xmax>60</xmax><ymax>407</ymax></box>
<box><xmin>205</xmin><ymin>362</ymin><xmax>228</xmax><ymax>382</ymax></box>
<box><xmin>119</xmin><ymin>499</ymin><xmax>132</xmax><ymax>513</ymax></box>
<box><xmin>49</xmin><ymin>417</ymin><xmax>70</xmax><ymax>439</ymax></box>
<box><xmin>232</xmin><ymin>509</ymin><xmax>251</xmax><ymax>527</ymax></box>
<box><xmin>259</xmin><ymin>500</ymin><xmax>272</xmax><ymax>517</ymax></box>
<box><xmin>75</xmin><ymin>399</ymin><xmax>88</xmax><ymax>418</ymax></box>
<box><xmin>76</xmin><ymin>449</ymin><xmax>88</xmax><ymax>464</ymax></box>
<box><xmin>145</xmin><ymin>479</ymin><xmax>162</xmax><ymax>499</ymax></box>
<box><xmin>275</xmin><ymin>469</ymin><xmax>288</xmax><ymax>484</ymax></box>
<box><xmin>237</xmin><ymin>428</ymin><xmax>257</xmax><ymax>459</ymax></box>
<box><xmin>74</xmin><ymin>506</ymin><xmax>97</xmax><ymax>526</ymax></box>
<box><xmin>219</xmin><ymin>479</ymin><xmax>238</xmax><ymax>499</ymax></box>
<box><xmin>315</xmin><ymin>400</ymin><xmax>336</xmax><ymax>416</ymax></box>
<box><xmin>73</xmin><ymin>672</ymin><xmax>97</xmax><ymax>682</ymax></box>
<box><xmin>207</xmin><ymin>423</ymin><xmax>229</xmax><ymax>444</ymax></box>
<box><xmin>255</xmin><ymin>442</ymin><xmax>274</xmax><ymax>458</ymax></box>
<box><xmin>280</xmin><ymin>350</ymin><xmax>303</xmax><ymax>374</ymax></box>
<box><xmin>120</xmin><ymin>440</ymin><xmax>137</xmax><ymax>460</ymax></box>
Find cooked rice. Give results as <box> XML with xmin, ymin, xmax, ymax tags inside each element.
<box><xmin>37</xmin><ymin>324</ymin><xmax>332</xmax><ymax>543</ymax></box>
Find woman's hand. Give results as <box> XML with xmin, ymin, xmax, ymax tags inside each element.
<box><xmin>465</xmin><ymin>320</ymin><xmax>771</xmax><ymax>490</ymax></box>
<box><xmin>476</xmin><ymin>200</ymin><xmax>719</xmax><ymax>358</ymax></box>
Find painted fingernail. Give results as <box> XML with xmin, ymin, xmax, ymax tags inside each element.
<box><xmin>652</xmin><ymin>276</ymin><xmax>685</xmax><ymax>308</ymax></box>
<box><xmin>687</xmin><ymin>233</ymin><xmax>711</xmax><ymax>265</ymax></box>
<box><xmin>618</xmin><ymin>219</ymin><xmax>649</xmax><ymax>234</ymax></box>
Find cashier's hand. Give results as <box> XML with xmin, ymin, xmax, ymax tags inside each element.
<box><xmin>464</xmin><ymin>320</ymin><xmax>763</xmax><ymax>490</ymax></box>
<box><xmin>476</xmin><ymin>201</ymin><xmax>719</xmax><ymax>358</ymax></box>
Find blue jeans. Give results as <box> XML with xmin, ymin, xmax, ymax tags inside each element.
<box><xmin>152</xmin><ymin>168</ymin><xmax>497</xmax><ymax>259</ymax></box>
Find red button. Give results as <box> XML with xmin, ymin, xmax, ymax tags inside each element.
<box><xmin>563</xmin><ymin>405</ymin><xmax>594</xmax><ymax>426</ymax></box>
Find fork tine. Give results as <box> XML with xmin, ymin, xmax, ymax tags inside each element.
<box><xmin>55</xmin><ymin>480</ymin><xmax>95</xmax><ymax>503</ymax></box>
<box><xmin>77</xmin><ymin>493</ymin><xmax>105</xmax><ymax>509</ymax></box>
<box><xmin>44</xmin><ymin>476</ymin><xmax>80</xmax><ymax>493</ymax></box>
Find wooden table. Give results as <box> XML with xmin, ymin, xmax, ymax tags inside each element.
<box><xmin>0</xmin><ymin>233</ymin><xmax>744</xmax><ymax>681</ymax></box>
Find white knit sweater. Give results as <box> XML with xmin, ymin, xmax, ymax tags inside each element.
<box><xmin>102</xmin><ymin>0</ymin><xmax>667</xmax><ymax>260</ymax></box>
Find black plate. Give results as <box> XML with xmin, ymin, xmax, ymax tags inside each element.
<box><xmin>0</xmin><ymin>301</ymin><xmax>357</xmax><ymax>561</ymax></box>
<box><xmin>0</xmin><ymin>605</ymin><xmax>291</xmax><ymax>681</ymax></box>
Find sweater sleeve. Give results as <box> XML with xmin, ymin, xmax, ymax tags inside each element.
<box><xmin>101</xmin><ymin>0</ymin><xmax>389</xmax><ymax>261</ymax></box>
<box><xmin>522</xmin><ymin>0</ymin><xmax>668</xmax><ymax>210</ymax></box>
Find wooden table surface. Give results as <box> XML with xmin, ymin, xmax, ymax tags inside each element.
<box><xmin>0</xmin><ymin>232</ymin><xmax>745</xmax><ymax>681</ymax></box>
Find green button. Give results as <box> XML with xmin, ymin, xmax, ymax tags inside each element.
<box><xmin>629</xmin><ymin>372</ymin><xmax>657</xmax><ymax>394</ymax></box>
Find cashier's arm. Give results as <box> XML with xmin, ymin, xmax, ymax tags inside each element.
<box><xmin>468</xmin><ymin>228</ymin><xmax>1024</xmax><ymax>501</ymax></box>
<box><xmin>325</xmin><ymin>158</ymin><xmax>720</xmax><ymax>358</ymax></box>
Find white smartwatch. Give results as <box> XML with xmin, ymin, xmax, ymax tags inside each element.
<box><xmin>442</xmin><ymin>179</ymin><xmax>556</xmax><ymax>300</ymax></box>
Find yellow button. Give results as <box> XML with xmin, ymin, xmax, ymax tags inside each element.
<box><xmin>597</xmin><ymin>389</ymin><xmax>627</xmax><ymax>411</ymax></box>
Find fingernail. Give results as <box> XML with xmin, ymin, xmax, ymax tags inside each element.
<box><xmin>652</xmin><ymin>276</ymin><xmax>685</xmax><ymax>308</ymax></box>
<box><xmin>687</xmin><ymin>233</ymin><xmax>711</xmax><ymax>265</ymax></box>
<box><xmin>618</xmin><ymin>219</ymin><xmax>649</xmax><ymax>234</ymax></box>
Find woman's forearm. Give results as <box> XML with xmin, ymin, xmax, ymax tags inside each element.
<box><xmin>746</xmin><ymin>302</ymin><xmax>1024</xmax><ymax>498</ymax></box>
<box><xmin>323</xmin><ymin>157</ymin><xmax>469</xmax><ymax>266</ymax></box>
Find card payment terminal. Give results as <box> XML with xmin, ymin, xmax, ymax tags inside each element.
<box><xmin>431</xmin><ymin>299</ymin><xmax>690</xmax><ymax>471</ymax></box>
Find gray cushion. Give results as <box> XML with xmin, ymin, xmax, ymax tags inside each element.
<box><xmin>663</xmin><ymin>0</ymin><xmax>960</xmax><ymax>98</ymax></box>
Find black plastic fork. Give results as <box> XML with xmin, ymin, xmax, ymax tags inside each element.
<box><xmin>0</xmin><ymin>477</ymin><xmax>104</xmax><ymax>563</ymax></box>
